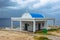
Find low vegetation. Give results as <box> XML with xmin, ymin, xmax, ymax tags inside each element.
<box><xmin>34</xmin><ymin>36</ymin><xmax>51</xmax><ymax>40</ymax></box>
<box><xmin>35</xmin><ymin>28</ymin><xmax>59</xmax><ymax>35</ymax></box>
<box><xmin>48</xmin><ymin>29</ymin><xmax>58</xmax><ymax>32</ymax></box>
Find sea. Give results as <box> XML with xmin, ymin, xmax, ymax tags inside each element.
<box><xmin>0</xmin><ymin>18</ymin><xmax>20</xmax><ymax>28</ymax></box>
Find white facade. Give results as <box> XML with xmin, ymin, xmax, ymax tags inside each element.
<box><xmin>11</xmin><ymin>13</ymin><xmax>55</xmax><ymax>32</ymax></box>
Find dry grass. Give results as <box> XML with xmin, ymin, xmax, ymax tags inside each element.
<box><xmin>34</xmin><ymin>36</ymin><xmax>51</xmax><ymax>40</ymax></box>
<box><xmin>47</xmin><ymin>27</ymin><xmax>60</xmax><ymax>37</ymax></box>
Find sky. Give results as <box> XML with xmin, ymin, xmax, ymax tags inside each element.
<box><xmin>0</xmin><ymin>0</ymin><xmax>60</xmax><ymax>26</ymax></box>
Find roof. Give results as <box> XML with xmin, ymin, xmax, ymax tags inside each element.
<box><xmin>30</xmin><ymin>13</ymin><xmax>44</xmax><ymax>18</ymax></box>
<box><xmin>21</xmin><ymin>12</ymin><xmax>45</xmax><ymax>18</ymax></box>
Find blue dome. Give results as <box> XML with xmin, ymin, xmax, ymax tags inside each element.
<box><xmin>30</xmin><ymin>13</ymin><xmax>44</xmax><ymax>18</ymax></box>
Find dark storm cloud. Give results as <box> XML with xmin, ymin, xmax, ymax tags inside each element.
<box><xmin>0</xmin><ymin>0</ymin><xmax>9</xmax><ymax>8</ymax></box>
<box><xmin>0</xmin><ymin>0</ymin><xmax>16</xmax><ymax>8</ymax></box>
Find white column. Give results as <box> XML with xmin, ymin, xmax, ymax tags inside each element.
<box><xmin>20</xmin><ymin>20</ymin><xmax>22</xmax><ymax>31</ymax></box>
<box><xmin>11</xmin><ymin>20</ymin><xmax>13</xmax><ymax>30</ymax></box>
<box><xmin>44</xmin><ymin>21</ymin><xmax>47</xmax><ymax>29</ymax></box>
<box><xmin>41</xmin><ymin>23</ymin><xmax>42</xmax><ymax>29</ymax></box>
<box><xmin>33</xmin><ymin>21</ymin><xmax>36</xmax><ymax>32</ymax></box>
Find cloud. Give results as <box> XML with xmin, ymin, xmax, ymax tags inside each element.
<box><xmin>0</xmin><ymin>0</ymin><xmax>18</xmax><ymax>8</ymax></box>
<box><xmin>0</xmin><ymin>0</ymin><xmax>9</xmax><ymax>8</ymax></box>
<box><xmin>32</xmin><ymin>0</ymin><xmax>60</xmax><ymax>9</ymax></box>
<box><xmin>1</xmin><ymin>0</ymin><xmax>59</xmax><ymax>10</ymax></box>
<box><xmin>32</xmin><ymin>0</ymin><xmax>49</xmax><ymax>9</ymax></box>
<box><xmin>5</xmin><ymin>6</ymin><xmax>20</xmax><ymax>9</ymax></box>
<box><xmin>0</xmin><ymin>0</ymin><xmax>60</xmax><ymax>15</ymax></box>
<box><xmin>10</xmin><ymin>0</ymin><xmax>35</xmax><ymax>4</ymax></box>
<box><xmin>0</xmin><ymin>0</ymin><xmax>60</xmax><ymax>10</ymax></box>
<box><xmin>10</xmin><ymin>0</ymin><xmax>37</xmax><ymax>9</ymax></box>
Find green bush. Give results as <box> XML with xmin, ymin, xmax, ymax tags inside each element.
<box><xmin>34</xmin><ymin>36</ymin><xmax>51</xmax><ymax>40</ymax></box>
<box><xmin>35</xmin><ymin>29</ymin><xmax>48</xmax><ymax>35</ymax></box>
<box><xmin>42</xmin><ymin>29</ymin><xmax>48</xmax><ymax>34</ymax></box>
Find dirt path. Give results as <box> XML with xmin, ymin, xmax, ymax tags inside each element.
<box><xmin>0</xmin><ymin>30</ymin><xmax>34</xmax><ymax>40</ymax></box>
<box><xmin>47</xmin><ymin>35</ymin><xmax>60</xmax><ymax>40</ymax></box>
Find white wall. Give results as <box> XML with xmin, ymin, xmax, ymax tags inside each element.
<box><xmin>36</xmin><ymin>21</ymin><xmax>45</xmax><ymax>30</ymax></box>
<box><xmin>21</xmin><ymin>21</ymin><xmax>45</xmax><ymax>31</ymax></box>
<box><xmin>21</xmin><ymin>21</ymin><xmax>33</xmax><ymax>31</ymax></box>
